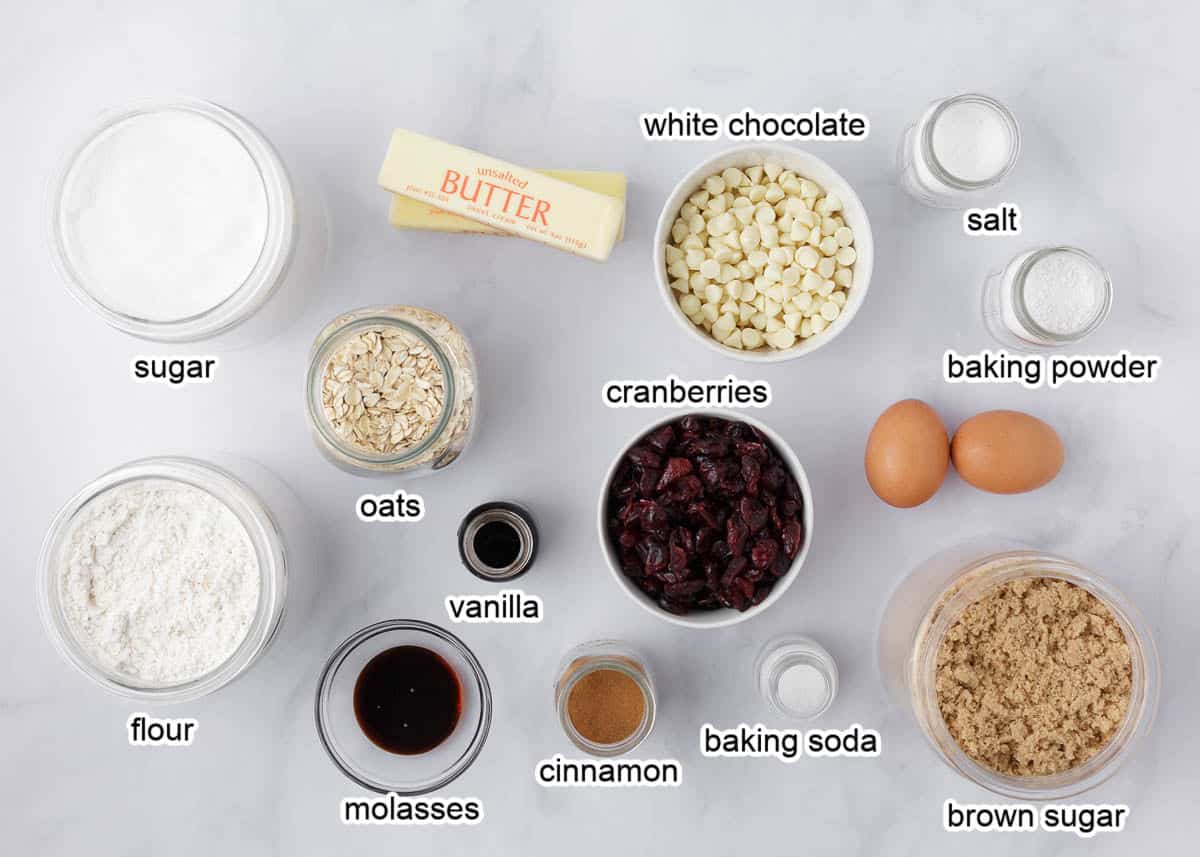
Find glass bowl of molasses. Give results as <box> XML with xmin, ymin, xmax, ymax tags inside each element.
<box><xmin>315</xmin><ymin>619</ymin><xmax>492</xmax><ymax>794</ymax></box>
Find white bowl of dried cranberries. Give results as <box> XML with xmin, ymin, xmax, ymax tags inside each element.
<box><xmin>598</xmin><ymin>410</ymin><xmax>813</xmax><ymax>628</ymax></box>
<box><xmin>654</xmin><ymin>145</ymin><xmax>874</xmax><ymax>362</ymax></box>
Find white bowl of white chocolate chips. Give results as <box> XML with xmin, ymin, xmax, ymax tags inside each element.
<box><xmin>655</xmin><ymin>145</ymin><xmax>874</xmax><ymax>362</ymax></box>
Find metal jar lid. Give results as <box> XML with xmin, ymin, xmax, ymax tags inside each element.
<box><xmin>457</xmin><ymin>501</ymin><xmax>538</xmax><ymax>581</ymax></box>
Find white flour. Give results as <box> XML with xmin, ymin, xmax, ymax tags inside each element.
<box><xmin>58</xmin><ymin>479</ymin><xmax>260</xmax><ymax>684</ymax></box>
<box><xmin>59</xmin><ymin>108</ymin><xmax>268</xmax><ymax>322</ymax></box>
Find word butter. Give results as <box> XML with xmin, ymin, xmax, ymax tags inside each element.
<box><xmin>378</xmin><ymin>129</ymin><xmax>624</xmax><ymax>261</ymax></box>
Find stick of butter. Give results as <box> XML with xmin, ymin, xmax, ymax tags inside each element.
<box><xmin>388</xmin><ymin>170</ymin><xmax>626</xmax><ymax>240</ymax></box>
<box><xmin>378</xmin><ymin>129</ymin><xmax>624</xmax><ymax>261</ymax></box>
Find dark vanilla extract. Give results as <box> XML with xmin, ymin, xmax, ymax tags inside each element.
<box><xmin>353</xmin><ymin>645</ymin><xmax>461</xmax><ymax>755</ymax></box>
<box><xmin>473</xmin><ymin>519</ymin><xmax>522</xmax><ymax>569</ymax></box>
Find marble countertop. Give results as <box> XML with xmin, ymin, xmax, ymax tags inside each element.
<box><xmin>3</xmin><ymin>1</ymin><xmax>1196</xmax><ymax>854</ymax></box>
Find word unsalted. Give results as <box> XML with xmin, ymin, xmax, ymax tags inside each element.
<box><xmin>944</xmin><ymin>349</ymin><xmax>1161</xmax><ymax>390</ymax></box>
<box><xmin>701</xmin><ymin>723</ymin><xmax>880</xmax><ymax>763</ymax></box>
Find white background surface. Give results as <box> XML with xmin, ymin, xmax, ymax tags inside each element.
<box><xmin>3</xmin><ymin>2</ymin><xmax>1197</xmax><ymax>854</ymax></box>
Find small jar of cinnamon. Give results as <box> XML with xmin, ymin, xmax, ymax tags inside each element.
<box><xmin>555</xmin><ymin>641</ymin><xmax>656</xmax><ymax>757</ymax></box>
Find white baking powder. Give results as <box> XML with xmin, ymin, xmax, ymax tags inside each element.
<box><xmin>776</xmin><ymin>663</ymin><xmax>830</xmax><ymax>716</ymax></box>
<box><xmin>1021</xmin><ymin>250</ymin><xmax>1107</xmax><ymax>336</ymax></box>
<box><xmin>58</xmin><ymin>479</ymin><xmax>260</xmax><ymax>684</ymax></box>
<box><xmin>59</xmin><ymin>108</ymin><xmax>268</xmax><ymax>322</ymax></box>
<box><xmin>930</xmin><ymin>100</ymin><xmax>1014</xmax><ymax>183</ymax></box>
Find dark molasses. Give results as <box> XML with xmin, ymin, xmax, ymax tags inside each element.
<box><xmin>473</xmin><ymin>519</ymin><xmax>522</xmax><ymax>569</ymax></box>
<box><xmin>353</xmin><ymin>645</ymin><xmax>461</xmax><ymax>755</ymax></box>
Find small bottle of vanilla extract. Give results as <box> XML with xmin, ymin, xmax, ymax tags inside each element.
<box><xmin>457</xmin><ymin>501</ymin><xmax>538</xmax><ymax>581</ymax></box>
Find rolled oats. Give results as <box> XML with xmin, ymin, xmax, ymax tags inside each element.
<box><xmin>309</xmin><ymin>306</ymin><xmax>476</xmax><ymax>475</ymax></box>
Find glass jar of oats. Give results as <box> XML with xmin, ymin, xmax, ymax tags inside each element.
<box><xmin>305</xmin><ymin>306</ymin><xmax>477</xmax><ymax>477</ymax></box>
<box><xmin>878</xmin><ymin>542</ymin><xmax>1159</xmax><ymax>799</ymax></box>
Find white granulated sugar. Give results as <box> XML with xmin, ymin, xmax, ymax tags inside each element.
<box><xmin>1022</xmin><ymin>251</ymin><xmax>1106</xmax><ymax>335</ymax></box>
<box><xmin>59</xmin><ymin>109</ymin><xmax>268</xmax><ymax>322</ymax></box>
<box><xmin>930</xmin><ymin>101</ymin><xmax>1013</xmax><ymax>183</ymax></box>
<box><xmin>58</xmin><ymin>479</ymin><xmax>259</xmax><ymax>684</ymax></box>
<box><xmin>777</xmin><ymin>663</ymin><xmax>829</xmax><ymax>716</ymax></box>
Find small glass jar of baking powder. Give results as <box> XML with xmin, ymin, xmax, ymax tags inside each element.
<box><xmin>898</xmin><ymin>93</ymin><xmax>1020</xmax><ymax>207</ymax></box>
<box><xmin>756</xmin><ymin>635</ymin><xmax>838</xmax><ymax>721</ymax></box>
<box><xmin>982</xmin><ymin>246</ymin><xmax>1113</xmax><ymax>351</ymax></box>
<box><xmin>51</xmin><ymin>98</ymin><xmax>297</xmax><ymax>342</ymax></box>
<box><xmin>554</xmin><ymin>641</ymin><xmax>657</xmax><ymax>757</ymax></box>
<box><xmin>306</xmin><ymin>305</ymin><xmax>477</xmax><ymax>477</ymax></box>
<box><xmin>878</xmin><ymin>542</ymin><xmax>1160</xmax><ymax>800</ymax></box>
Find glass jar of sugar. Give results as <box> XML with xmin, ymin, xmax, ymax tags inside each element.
<box><xmin>756</xmin><ymin>635</ymin><xmax>838</xmax><ymax>720</ymax></box>
<box><xmin>898</xmin><ymin>93</ymin><xmax>1020</xmax><ymax>207</ymax></box>
<box><xmin>305</xmin><ymin>305</ymin><xmax>478</xmax><ymax>477</ymax></box>
<box><xmin>51</xmin><ymin>98</ymin><xmax>297</xmax><ymax>342</ymax></box>
<box><xmin>982</xmin><ymin>246</ymin><xmax>1113</xmax><ymax>350</ymax></box>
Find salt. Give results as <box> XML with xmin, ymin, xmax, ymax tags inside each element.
<box><xmin>1021</xmin><ymin>250</ymin><xmax>1107</xmax><ymax>336</ymax></box>
<box><xmin>930</xmin><ymin>99</ymin><xmax>1014</xmax><ymax>183</ymax></box>
<box><xmin>776</xmin><ymin>663</ymin><xmax>830</xmax><ymax>717</ymax></box>
<box><xmin>59</xmin><ymin>108</ymin><xmax>268</xmax><ymax>322</ymax></box>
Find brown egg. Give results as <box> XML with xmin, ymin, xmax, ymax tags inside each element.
<box><xmin>865</xmin><ymin>399</ymin><xmax>950</xmax><ymax>508</ymax></box>
<box><xmin>951</xmin><ymin>410</ymin><xmax>1064</xmax><ymax>494</ymax></box>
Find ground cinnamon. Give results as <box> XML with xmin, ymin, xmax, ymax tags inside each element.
<box><xmin>566</xmin><ymin>666</ymin><xmax>646</xmax><ymax>745</ymax></box>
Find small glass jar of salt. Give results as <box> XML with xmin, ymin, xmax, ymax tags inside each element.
<box><xmin>898</xmin><ymin>93</ymin><xmax>1020</xmax><ymax>207</ymax></box>
<box><xmin>982</xmin><ymin>246</ymin><xmax>1113</xmax><ymax>350</ymax></box>
<box><xmin>756</xmin><ymin>636</ymin><xmax>838</xmax><ymax>721</ymax></box>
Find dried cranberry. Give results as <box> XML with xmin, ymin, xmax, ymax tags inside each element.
<box><xmin>696</xmin><ymin>457</ymin><xmax>721</xmax><ymax>489</ymax></box>
<box><xmin>637</xmin><ymin>538</ymin><xmax>667</xmax><ymax>574</ymax></box>
<box><xmin>638</xmin><ymin>501</ymin><xmax>669</xmax><ymax>533</ymax></box>
<box><xmin>646</xmin><ymin>424</ymin><xmax>675</xmax><ymax>453</ymax></box>
<box><xmin>741</xmin><ymin>456</ymin><xmax>761</xmax><ymax>494</ymax></box>
<box><xmin>722</xmin><ymin>556</ymin><xmax>749</xmax><ymax>587</ymax></box>
<box><xmin>656</xmin><ymin>457</ymin><xmax>693</xmax><ymax>490</ymax></box>
<box><xmin>740</xmin><ymin>497</ymin><xmax>768</xmax><ymax>533</ymax></box>
<box><xmin>782</xmin><ymin>520</ymin><xmax>804</xmax><ymax>558</ymax></box>
<box><xmin>627</xmin><ymin>446</ymin><xmax>661</xmax><ymax>468</ymax></box>
<box><xmin>636</xmin><ymin>467</ymin><xmax>659</xmax><ymax>497</ymax></box>
<box><xmin>751</xmin><ymin>538</ymin><xmax>780</xmax><ymax>570</ymax></box>
<box><xmin>761</xmin><ymin>464</ymin><xmax>786</xmax><ymax>494</ymax></box>
<box><xmin>687</xmin><ymin>501</ymin><xmax>720</xmax><ymax>529</ymax></box>
<box><xmin>664</xmin><ymin>580</ymin><xmax>705</xmax><ymax>599</ymax></box>
<box><xmin>726</xmin><ymin>516</ymin><xmax>749</xmax><ymax>556</ymax></box>
<box><xmin>735</xmin><ymin>441</ymin><xmax>769</xmax><ymax>461</ymax></box>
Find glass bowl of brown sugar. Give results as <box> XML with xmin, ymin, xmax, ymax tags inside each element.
<box><xmin>554</xmin><ymin>641</ymin><xmax>656</xmax><ymax>757</ymax></box>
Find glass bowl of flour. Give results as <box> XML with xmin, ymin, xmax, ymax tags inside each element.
<box><xmin>50</xmin><ymin>98</ymin><xmax>296</xmax><ymax>342</ymax></box>
<box><xmin>37</xmin><ymin>457</ymin><xmax>288</xmax><ymax>702</ymax></box>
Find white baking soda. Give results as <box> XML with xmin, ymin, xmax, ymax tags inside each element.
<box><xmin>776</xmin><ymin>662</ymin><xmax>830</xmax><ymax>716</ymax></box>
<box><xmin>931</xmin><ymin>100</ymin><xmax>1014</xmax><ymax>183</ymax></box>
<box><xmin>59</xmin><ymin>108</ymin><xmax>268</xmax><ymax>322</ymax></box>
